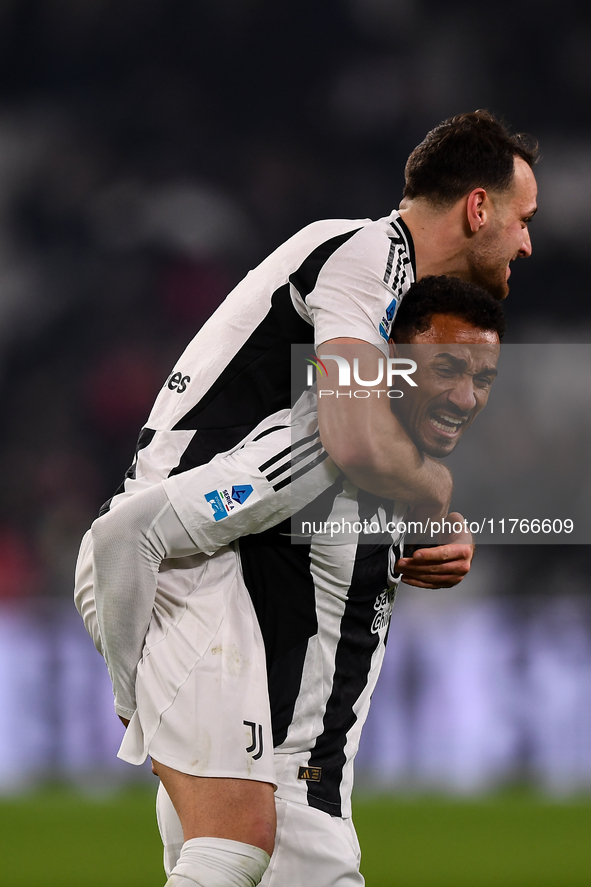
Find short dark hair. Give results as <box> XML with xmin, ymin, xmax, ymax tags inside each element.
<box><xmin>392</xmin><ymin>275</ymin><xmax>506</xmax><ymax>341</ymax></box>
<box><xmin>403</xmin><ymin>110</ymin><xmax>539</xmax><ymax>207</ymax></box>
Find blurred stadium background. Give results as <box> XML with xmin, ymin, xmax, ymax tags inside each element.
<box><xmin>1</xmin><ymin>0</ymin><xmax>591</xmax><ymax>884</ymax></box>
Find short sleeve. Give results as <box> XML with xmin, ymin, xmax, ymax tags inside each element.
<box><xmin>304</xmin><ymin>221</ymin><xmax>412</xmax><ymax>355</ymax></box>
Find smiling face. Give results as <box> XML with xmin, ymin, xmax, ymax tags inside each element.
<box><xmin>392</xmin><ymin>313</ymin><xmax>500</xmax><ymax>457</ymax></box>
<box><xmin>467</xmin><ymin>156</ymin><xmax>538</xmax><ymax>299</ymax></box>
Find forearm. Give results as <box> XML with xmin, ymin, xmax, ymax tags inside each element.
<box><xmin>327</xmin><ymin>409</ymin><xmax>451</xmax><ymax>514</ymax></box>
<box><xmin>341</xmin><ymin>460</ymin><xmax>451</xmax><ymax>518</ymax></box>
<box><xmin>91</xmin><ymin>484</ymin><xmax>197</xmax><ymax>716</ymax></box>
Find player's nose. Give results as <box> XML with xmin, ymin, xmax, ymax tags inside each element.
<box><xmin>448</xmin><ymin>380</ymin><xmax>476</xmax><ymax>412</ymax></box>
<box><xmin>518</xmin><ymin>227</ymin><xmax>532</xmax><ymax>258</ymax></box>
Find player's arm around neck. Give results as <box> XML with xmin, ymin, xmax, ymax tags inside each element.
<box><xmin>316</xmin><ymin>338</ymin><xmax>452</xmax><ymax>515</ymax></box>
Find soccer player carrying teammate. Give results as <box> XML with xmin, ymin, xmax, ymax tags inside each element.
<box><xmin>75</xmin><ymin>111</ymin><xmax>537</xmax><ymax>887</ymax></box>
<box><xmin>78</xmin><ymin>276</ymin><xmax>505</xmax><ymax>887</ymax></box>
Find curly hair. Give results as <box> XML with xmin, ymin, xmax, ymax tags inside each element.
<box><xmin>392</xmin><ymin>275</ymin><xmax>506</xmax><ymax>341</ymax></box>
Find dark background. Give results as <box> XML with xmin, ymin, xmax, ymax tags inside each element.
<box><xmin>0</xmin><ymin>0</ymin><xmax>589</xmax><ymax>603</ymax></box>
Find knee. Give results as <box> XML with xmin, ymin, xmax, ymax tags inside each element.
<box><xmin>248</xmin><ymin>809</ymin><xmax>276</xmax><ymax>858</ymax></box>
<box><xmin>231</xmin><ymin>781</ymin><xmax>276</xmax><ymax>857</ymax></box>
<box><xmin>244</xmin><ymin>825</ymin><xmax>274</xmax><ymax>859</ymax></box>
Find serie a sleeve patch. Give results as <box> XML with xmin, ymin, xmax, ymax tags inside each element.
<box><xmin>204</xmin><ymin>484</ymin><xmax>258</xmax><ymax>521</ymax></box>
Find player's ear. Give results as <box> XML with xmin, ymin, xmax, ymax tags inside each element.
<box><xmin>466</xmin><ymin>187</ymin><xmax>488</xmax><ymax>233</ymax></box>
<box><xmin>388</xmin><ymin>338</ymin><xmax>400</xmax><ymax>358</ymax></box>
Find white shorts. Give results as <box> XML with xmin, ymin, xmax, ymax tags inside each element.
<box><xmin>262</xmin><ymin>796</ymin><xmax>364</xmax><ymax>887</ymax></box>
<box><xmin>157</xmin><ymin>783</ymin><xmax>364</xmax><ymax>887</ymax></box>
<box><xmin>119</xmin><ymin>546</ymin><xmax>275</xmax><ymax>785</ymax></box>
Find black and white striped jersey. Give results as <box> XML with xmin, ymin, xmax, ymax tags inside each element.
<box><xmin>166</xmin><ymin>391</ymin><xmax>408</xmax><ymax>821</ymax></box>
<box><xmin>100</xmin><ymin>212</ymin><xmax>415</xmax><ymax>514</ymax></box>
<box><xmin>239</xmin><ymin>478</ymin><xmax>406</xmax><ymax>820</ymax></box>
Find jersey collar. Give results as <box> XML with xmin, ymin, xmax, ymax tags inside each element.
<box><xmin>389</xmin><ymin>213</ymin><xmax>417</xmax><ymax>282</ymax></box>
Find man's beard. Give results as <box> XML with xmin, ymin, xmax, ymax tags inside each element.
<box><xmin>465</xmin><ymin>250</ymin><xmax>509</xmax><ymax>301</ymax></box>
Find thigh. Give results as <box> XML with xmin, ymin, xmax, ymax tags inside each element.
<box><xmin>261</xmin><ymin>797</ymin><xmax>365</xmax><ymax>887</ymax></box>
<box><xmin>153</xmin><ymin>764</ymin><xmax>276</xmax><ymax>856</ymax></box>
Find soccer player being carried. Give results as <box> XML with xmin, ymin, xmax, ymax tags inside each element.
<box><xmin>76</xmin><ymin>110</ymin><xmax>536</xmax><ymax>887</ymax></box>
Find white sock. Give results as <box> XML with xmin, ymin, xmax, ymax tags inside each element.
<box><xmin>165</xmin><ymin>837</ymin><xmax>270</xmax><ymax>887</ymax></box>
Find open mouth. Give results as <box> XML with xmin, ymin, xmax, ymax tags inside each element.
<box><xmin>429</xmin><ymin>411</ymin><xmax>467</xmax><ymax>437</ymax></box>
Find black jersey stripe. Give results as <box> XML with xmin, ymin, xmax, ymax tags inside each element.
<box><xmin>252</xmin><ymin>425</ymin><xmax>290</xmax><ymax>442</ymax></box>
<box><xmin>239</xmin><ymin>478</ymin><xmax>347</xmax><ymax>747</ymax></box>
<box><xmin>292</xmin><ymin>439</ymin><xmax>323</xmax><ymax>467</ymax></box>
<box><xmin>292</xmin><ymin>432</ymin><xmax>321</xmax><ymax>451</ymax></box>
<box><xmin>171</xmin><ymin>283</ymin><xmax>313</xmax><ymax>433</ymax></box>
<box><xmin>272</xmin><ymin>476</ymin><xmax>293</xmax><ymax>492</ymax></box>
<box><xmin>390</xmin><ymin>217</ymin><xmax>416</xmax><ymax>280</ymax></box>
<box><xmin>98</xmin><ymin>427</ymin><xmax>157</xmax><ymax>516</ymax></box>
<box><xmin>383</xmin><ymin>239</ymin><xmax>397</xmax><ymax>284</ymax></box>
<box><xmin>238</xmin><ymin>533</ymin><xmax>318</xmax><ymax>747</ymax></box>
<box><xmin>265</xmin><ymin>460</ymin><xmax>292</xmax><ymax>482</ymax></box>
<box><xmin>168</xmin><ymin>426</ymin><xmax>253</xmax><ymax>477</ymax></box>
<box><xmin>265</xmin><ymin>440</ymin><xmax>324</xmax><ymax>484</ymax></box>
<box><xmin>167</xmin><ymin>284</ymin><xmax>314</xmax><ymax>475</ymax></box>
<box><xmin>389</xmin><ymin>253</ymin><xmax>405</xmax><ymax>294</ymax></box>
<box><xmin>305</xmin><ymin>565</ymin><xmax>383</xmax><ymax>815</ymax></box>
<box><xmin>259</xmin><ymin>445</ymin><xmax>292</xmax><ymax>475</ymax></box>
<box><xmin>258</xmin><ymin>431</ymin><xmax>321</xmax><ymax>473</ymax></box>
<box><xmin>290</xmin><ymin>447</ymin><xmax>329</xmax><ymax>479</ymax></box>
<box><xmin>306</xmin><ymin>493</ymin><xmax>392</xmax><ymax>816</ymax></box>
<box><xmin>272</xmin><ymin>449</ymin><xmax>329</xmax><ymax>491</ymax></box>
<box><xmin>289</xmin><ymin>229</ymin><xmax>363</xmax><ymax>300</ymax></box>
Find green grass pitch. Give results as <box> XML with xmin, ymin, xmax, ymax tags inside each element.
<box><xmin>355</xmin><ymin>792</ymin><xmax>591</xmax><ymax>887</ymax></box>
<box><xmin>1</xmin><ymin>786</ymin><xmax>591</xmax><ymax>886</ymax></box>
